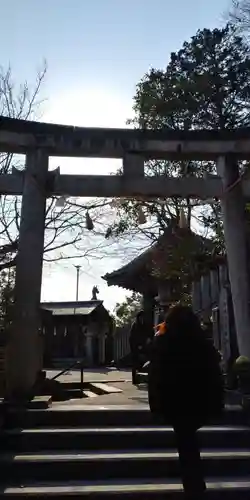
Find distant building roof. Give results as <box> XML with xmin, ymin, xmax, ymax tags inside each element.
<box><xmin>41</xmin><ymin>300</ymin><xmax>103</xmax><ymax>317</ymax></box>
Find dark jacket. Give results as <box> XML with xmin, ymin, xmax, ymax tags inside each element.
<box><xmin>148</xmin><ymin>328</ymin><xmax>224</xmax><ymax>430</ymax></box>
<box><xmin>129</xmin><ymin>320</ymin><xmax>146</xmax><ymax>353</ymax></box>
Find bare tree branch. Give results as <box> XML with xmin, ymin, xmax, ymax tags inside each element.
<box><xmin>228</xmin><ymin>0</ymin><xmax>250</xmax><ymax>36</ymax></box>
<box><xmin>0</xmin><ymin>65</ymin><xmax>116</xmax><ymax>270</ymax></box>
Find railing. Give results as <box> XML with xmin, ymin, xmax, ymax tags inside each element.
<box><xmin>50</xmin><ymin>359</ymin><xmax>84</xmax><ymax>395</ymax></box>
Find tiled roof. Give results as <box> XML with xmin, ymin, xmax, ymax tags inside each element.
<box><xmin>40</xmin><ymin>300</ymin><xmax>103</xmax><ymax>316</ymax></box>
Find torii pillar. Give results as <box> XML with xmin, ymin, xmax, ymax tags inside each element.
<box><xmin>6</xmin><ymin>150</ymin><xmax>48</xmax><ymax>399</ymax></box>
<box><xmin>217</xmin><ymin>156</ymin><xmax>250</xmax><ymax>358</ymax></box>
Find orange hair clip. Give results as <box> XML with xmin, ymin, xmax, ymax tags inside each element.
<box><xmin>154</xmin><ymin>321</ymin><xmax>167</xmax><ymax>336</ymax></box>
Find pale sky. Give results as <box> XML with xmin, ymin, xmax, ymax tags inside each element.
<box><xmin>0</xmin><ymin>0</ymin><xmax>230</xmax><ymax>312</ymax></box>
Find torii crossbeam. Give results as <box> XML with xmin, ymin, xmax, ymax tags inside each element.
<box><xmin>1</xmin><ymin>116</ymin><xmax>250</xmax><ymax>399</ymax></box>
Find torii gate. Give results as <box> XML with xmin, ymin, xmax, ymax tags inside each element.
<box><xmin>1</xmin><ymin>116</ymin><xmax>250</xmax><ymax>398</ymax></box>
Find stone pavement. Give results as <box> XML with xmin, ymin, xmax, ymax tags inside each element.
<box><xmin>47</xmin><ymin>367</ymin><xmax>131</xmax><ymax>384</ymax></box>
<box><xmin>77</xmin><ymin>381</ymin><xmax>148</xmax><ymax>406</ymax></box>
<box><xmin>48</xmin><ymin>368</ymin><xmax>149</xmax><ymax>407</ymax></box>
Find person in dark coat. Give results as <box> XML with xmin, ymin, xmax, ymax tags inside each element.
<box><xmin>148</xmin><ymin>304</ymin><xmax>224</xmax><ymax>499</ymax></box>
<box><xmin>129</xmin><ymin>310</ymin><xmax>148</xmax><ymax>385</ymax></box>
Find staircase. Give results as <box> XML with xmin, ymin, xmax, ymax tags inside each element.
<box><xmin>0</xmin><ymin>404</ymin><xmax>250</xmax><ymax>498</ymax></box>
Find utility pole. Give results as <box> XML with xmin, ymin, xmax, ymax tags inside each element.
<box><xmin>75</xmin><ymin>265</ymin><xmax>81</xmax><ymax>302</ymax></box>
<box><xmin>73</xmin><ymin>265</ymin><xmax>81</xmax><ymax>315</ymax></box>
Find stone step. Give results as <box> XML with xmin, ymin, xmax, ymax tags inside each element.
<box><xmin>1</xmin><ymin>477</ymin><xmax>250</xmax><ymax>498</ymax></box>
<box><xmin>82</xmin><ymin>390</ymin><xmax>98</xmax><ymax>398</ymax></box>
<box><xmin>2</xmin><ymin>425</ymin><xmax>250</xmax><ymax>451</ymax></box>
<box><xmin>89</xmin><ymin>382</ymin><xmax>123</xmax><ymax>394</ymax></box>
<box><xmin>0</xmin><ymin>396</ymin><xmax>52</xmax><ymax>410</ymax></box>
<box><xmin>1</xmin><ymin>450</ymin><xmax>250</xmax><ymax>482</ymax></box>
<box><xmin>1</xmin><ymin>404</ymin><xmax>249</xmax><ymax>498</ymax></box>
<box><xmin>56</xmin><ymin>382</ymin><xmax>121</xmax><ymax>394</ymax></box>
<box><xmin>6</xmin><ymin>404</ymin><xmax>247</xmax><ymax>428</ymax></box>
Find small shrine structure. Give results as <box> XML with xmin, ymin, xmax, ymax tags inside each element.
<box><xmin>103</xmin><ymin>223</ymin><xmax>214</xmax><ymax>362</ymax></box>
<box><xmin>41</xmin><ymin>300</ymin><xmax>113</xmax><ymax>367</ymax></box>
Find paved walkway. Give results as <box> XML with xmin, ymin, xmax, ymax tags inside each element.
<box><xmin>49</xmin><ymin>368</ymin><xmax>149</xmax><ymax>407</ymax></box>
<box><xmin>79</xmin><ymin>381</ymin><xmax>148</xmax><ymax>406</ymax></box>
<box><xmin>48</xmin><ymin>368</ymin><xmax>242</xmax><ymax>409</ymax></box>
<box><xmin>52</xmin><ymin>381</ymin><xmax>148</xmax><ymax>407</ymax></box>
<box><xmin>47</xmin><ymin>368</ymin><xmax>131</xmax><ymax>384</ymax></box>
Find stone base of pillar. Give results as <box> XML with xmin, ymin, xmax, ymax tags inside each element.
<box><xmin>5</xmin><ymin>329</ymin><xmax>41</xmax><ymax>401</ymax></box>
